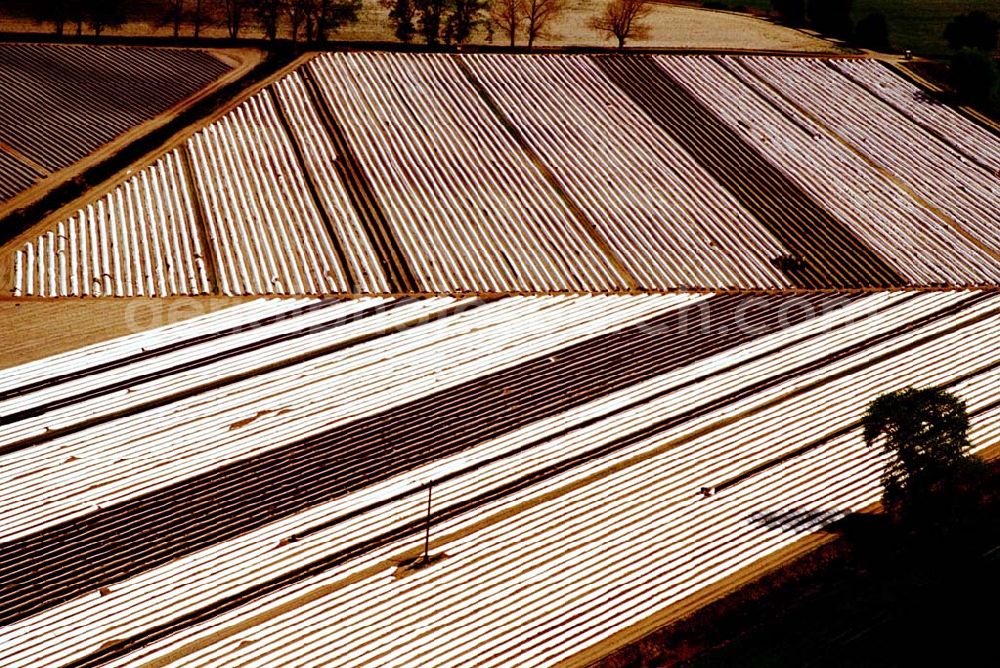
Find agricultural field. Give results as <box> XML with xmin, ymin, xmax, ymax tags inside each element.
<box><xmin>0</xmin><ymin>290</ymin><xmax>998</xmax><ymax>668</ymax></box>
<box><xmin>6</xmin><ymin>52</ymin><xmax>1000</xmax><ymax>297</ymax></box>
<box><xmin>1</xmin><ymin>33</ymin><xmax>999</xmax><ymax>668</ymax></box>
<box><xmin>0</xmin><ymin>43</ymin><xmax>234</xmax><ymax>205</ymax></box>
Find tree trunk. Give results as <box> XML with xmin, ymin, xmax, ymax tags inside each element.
<box><xmin>194</xmin><ymin>0</ymin><xmax>203</xmax><ymax>38</ymax></box>
<box><xmin>509</xmin><ymin>33</ymin><xmax>515</xmax><ymax>48</ymax></box>
<box><xmin>174</xmin><ymin>16</ymin><xmax>181</xmax><ymax>38</ymax></box>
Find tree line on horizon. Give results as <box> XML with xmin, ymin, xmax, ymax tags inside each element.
<box><xmin>0</xmin><ymin>0</ymin><xmax>656</xmax><ymax>48</ymax></box>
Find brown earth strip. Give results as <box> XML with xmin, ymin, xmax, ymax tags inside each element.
<box><xmin>0</xmin><ymin>138</ymin><xmax>50</xmax><ymax>177</ymax></box>
<box><xmin>0</xmin><ymin>298</ymin><xmax>389</xmax><ymax>402</ymax></box>
<box><xmin>299</xmin><ymin>61</ymin><xmax>418</xmax><ymax>293</ymax></box>
<box><xmin>0</xmin><ymin>297</ymin><xmax>259</xmax><ymax>368</ymax></box>
<box><xmin>592</xmin><ymin>54</ymin><xmax>907</xmax><ymax>290</ymax></box>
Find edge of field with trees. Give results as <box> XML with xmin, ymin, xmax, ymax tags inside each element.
<box><xmin>596</xmin><ymin>387</ymin><xmax>1000</xmax><ymax>668</ymax></box>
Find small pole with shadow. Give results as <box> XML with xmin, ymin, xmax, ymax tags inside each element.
<box><xmin>422</xmin><ymin>483</ymin><xmax>433</xmax><ymax>565</ymax></box>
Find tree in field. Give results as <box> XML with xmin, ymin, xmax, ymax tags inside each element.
<box><xmin>443</xmin><ymin>0</ymin><xmax>486</xmax><ymax>44</ymax></box>
<box><xmin>312</xmin><ymin>0</ymin><xmax>362</xmax><ymax>41</ymax></box>
<box><xmin>943</xmin><ymin>11</ymin><xmax>999</xmax><ymax>53</ymax></box>
<box><xmin>523</xmin><ymin>0</ymin><xmax>565</xmax><ymax>49</ymax></box>
<box><xmin>159</xmin><ymin>0</ymin><xmax>188</xmax><ymax>38</ymax></box>
<box><xmin>950</xmin><ymin>48</ymin><xmax>999</xmax><ymax>105</ymax></box>
<box><xmin>191</xmin><ymin>0</ymin><xmax>212</xmax><ymax>38</ymax></box>
<box><xmin>415</xmin><ymin>0</ymin><xmax>446</xmax><ymax>44</ymax></box>
<box><xmin>252</xmin><ymin>0</ymin><xmax>285</xmax><ymax>40</ymax></box>
<box><xmin>489</xmin><ymin>0</ymin><xmax>522</xmax><ymax>47</ymax></box>
<box><xmin>70</xmin><ymin>0</ymin><xmax>86</xmax><ymax>35</ymax></box>
<box><xmin>34</xmin><ymin>0</ymin><xmax>80</xmax><ymax>35</ymax></box>
<box><xmin>588</xmin><ymin>0</ymin><xmax>651</xmax><ymax>50</ymax></box>
<box><xmin>853</xmin><ymin>11</ymin><xmax>889</xmax><ymax>51</ymax></box>
<box><xmin>289</xmin><ymin>0</ymin><xmax>312</xmax><ymax>41</ymax></box>
<box><xmin>222</xmin><ymin>0</ymin><xmax>247</xmax><ymax>38</ymax></box>
<box><xmin>383</xmin><ymin>0</ymin><xmax>417</xmax><ymax>42</ymax></box>
<box><xmin>806</xmin><ymin>0</ymin><xmax>853</xmax><ymax>40</ymax></box>
<box><xmin>88</xmin><ymin>0</ymin><xmax>127</xmax><ymax>36</ymax></box>
<box><xmin>770</xmin><ymin>0</ymin><xmax>804</xmax><ymax>26</ymax></box>
<box><xmin>864</xmin><ymin>387</ymin><xmax>988</xmax><ymax>529</ymax></box>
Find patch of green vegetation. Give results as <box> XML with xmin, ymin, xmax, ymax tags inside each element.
<box><xmin>854</xmin><ymin>0</ymin><xmax>999</xmax><ymax>56</ymax></box>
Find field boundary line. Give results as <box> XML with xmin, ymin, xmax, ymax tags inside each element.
<box><xmin>0</xmin><ymin>141</ymin><xmax>49</xmax><ymax>177</ymax></box>
<box><xmin>2</xmin><ymin>284</ymin><xmax>999</xmax><ymax>302</ymax></box>
<box><xmin>565</xmin><ymin>530</ymin><xmax>838</xmax><ymax>668</ymax></box>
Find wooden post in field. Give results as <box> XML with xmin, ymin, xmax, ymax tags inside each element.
<box><xmin>422</xmin><ymin>484</ymin><xmax>433</xmax><ymax>564</ymax></box>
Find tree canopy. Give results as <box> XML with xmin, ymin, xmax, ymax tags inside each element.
<box><xmin>853</xmin><ymin>11</ymin><xmax>890</xmax><ymax>51</ymax></box>
<box><xmin>588</xmin><ymin>0</ymin><xmax>651</xmax><ymax>50</ymax></box>
<box><xmin>863</xmin><ymin>387</ymin><xmax>986</xmax><ymax>530</ymax></box>
<box><xmin>943</xmin><ymin>11</ymin><xmax>999</xmax><ymax>53</ymax></box>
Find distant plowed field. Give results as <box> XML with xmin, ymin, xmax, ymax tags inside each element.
<box><xmin>0</xmin><ymin>43</ymin><xmax>231</xmax><ymax>201</ymax></box>
<box><xmin>7</xmin><ymin>52</ymin><xmax>1000</xmax><ymax>297</ymax></box>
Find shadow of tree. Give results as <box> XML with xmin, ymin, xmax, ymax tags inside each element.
<box><xmin>749</xmin><ymin>507</ymin><xmax>848</xmax><ymax>532</ymax></box>
<box><xmin>749</xmin><ymin>507</ymin><xmax>889</xmax><ymax>537</ymax></box>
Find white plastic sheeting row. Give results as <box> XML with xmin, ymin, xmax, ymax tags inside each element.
<box><xmin>308</xmin><ymin>52</ymin><xmax>629</xmax><ymax>293</ymax></box>
<box><xmin>1</xmin><ymin>292</ymin><xmax>998</xmax><ymax>668</ymax></box>
<box><xmin>100</xmin><ymin>293</ymin><xmax>1000</xmax><ymax>668</ymax></box>
<box><xmin>656</xmin><ymin>55</ymin><xmax>1000</xmax><ymax>286</ymax></box>
<box><xmin>466</xmin><ymin>54</ymin><xmax>793</xmax><ymax>290</ymax></box>
<box><xmin>13</xmin><ymin>150</ymin><xmax>209</xmax><ymax>297</ymax></box>
<box><xmin>188</xmin><ymin>90</ymin><xmax>350</xmax><ymax>296</ymax></box>
<box><xmin>0</xmin><ymin>295</ymin><xmax>694</xmax><ymax>543</ymax></box>
<box><xmin>9</xmin><ymin>53</ymin><xmax>1000</xmax><ymax>297</ymax></box>
<box><xmin>829</xmin><ymin>58</ymin><xmax>1000</xmax><ymax>174</ymax></box>
<box><xmin>272</xmin><ymin>71</ymin><xmax>392</xmax><ymax>293</ymax></box>
<box><xmin>738</xmin><ymin>56</ymin><xmax>1000</xmax><ymax>261</ymax></box>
